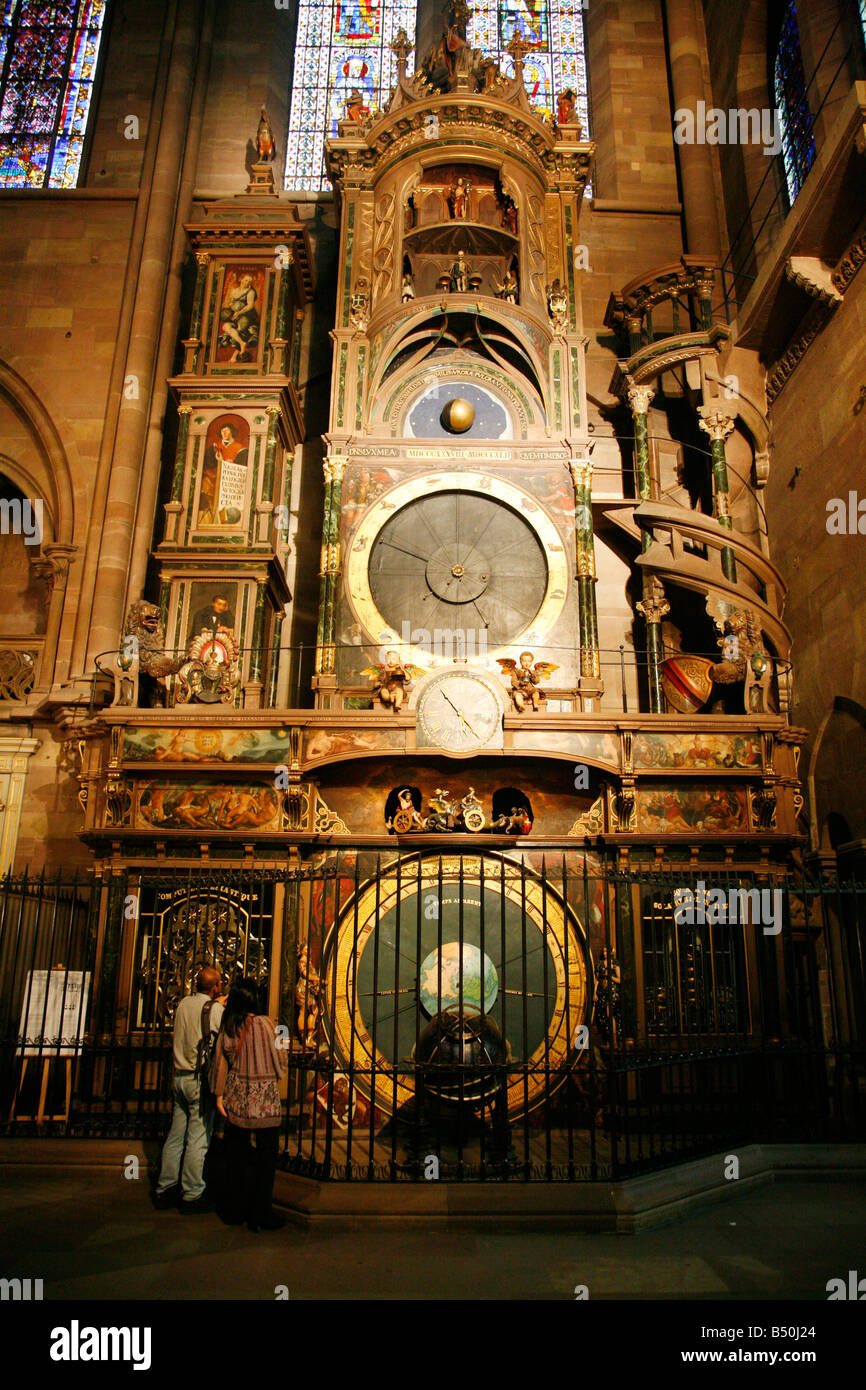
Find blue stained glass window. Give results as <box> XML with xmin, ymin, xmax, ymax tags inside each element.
<box><xmin>285</xmin><ymin>0</ymin><xmax>417</xmax><ymax>192</ymax></box>
<box><xmin>860</xmin><ymin>0</ymin><xmax>866</xmax><ymax>46</ymax></box>
<box><xmin>0</xmin><ymin>0</ymin><xmax>107</xmax><ymax>189</ymax></box>
<box><xmin>773</xmin><ymin>1</ymin><xmax>816</xmax><ymax>205</ymax></box>
<box><xmin>469</xmin><ymin>1</ymin><xmax>590</xmax><ymax>137</ymax></box>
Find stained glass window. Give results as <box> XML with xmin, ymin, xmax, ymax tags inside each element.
<box><xmin>0</xmin><ymin>0</ymin><xmax>107</xmax><ymax>189</ymax></box>
<box><xmin>773</xmin><ymin>1</ymin><xmax>815</xmax><ymax>205</ymax></box>
<box><xmin>469</xmin><ymin>1</ymin><xmax>590</xmax><ymax>136</ymax></box>
<box><xmin>285</xmin><ymin>0</ymin><xmax>417</xmax><ymax>192</ymax></box>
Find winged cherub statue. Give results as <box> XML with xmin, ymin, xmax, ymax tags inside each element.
<box><xmin>497</xmin><ymin>651</ymin><xmax>559</xmax><ymax>712</ymax></box>
<box><xmin>361</xmin><ymin>650</ymin><xmax>425</xmax><ymax>711</ymax></box>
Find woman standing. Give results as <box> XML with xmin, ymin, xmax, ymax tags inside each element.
<box><xmin>210</xmin><ymin>978</ymin><xmax>287</xmax><ymax>1232</ymax></box>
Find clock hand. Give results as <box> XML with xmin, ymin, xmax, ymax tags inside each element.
<box><xmin>441</xmin><ymin>691</ymin><xmax>480</xmax><ymax>738</ymax></box>
<box><xmin>379</xmin><ymin>540</ymin><xmax>431</xmax><ymax>563</ymax></box>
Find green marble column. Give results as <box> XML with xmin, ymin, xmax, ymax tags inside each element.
<box><xmin>627</xmin><ymin>383</ymin><xmax>665</xmax><ymax>712</ymax></box>
<box><xmin>248</xmin><ymin>581</ymin><xmax>268</xmax><ymax>684</ymax></box>
<box><xmin>169</xmin><ymin>405</ymin><xmax>192</xmax><ymax>503</ymax></box>
<box><xmin>569</xmin><ymin>455</ymin><xmax>600</xmax><ymax>679</ymax></box>
<box><xmin>699</xmin><ymin>410</ymin><xmax>737</xmax><ymax>582</ymax></box>
<box><xmin>636</xmin><ymin>574</ymin><xmax>670</xmax><ymax>714</ymax></box>
<box><xmin>315</xmin><ymin>455</ymin><xmax>346</xmax><ymax>675</ymax></box>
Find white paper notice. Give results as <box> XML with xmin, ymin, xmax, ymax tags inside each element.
<box><xmin>17</xmin><ymin>970</ymin><xmax>91</xmax><ymax>1056</ymax></box>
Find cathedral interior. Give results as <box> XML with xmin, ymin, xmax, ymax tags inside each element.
<box><xmin>0</xmin><ymin>0</ymin><xmax>864</xmax><ymax>1186</ymax></box>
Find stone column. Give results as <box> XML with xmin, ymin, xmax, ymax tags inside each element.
<box><xmin>315</xmin><ymin>456</ymin><xmax>346</xmax><ymax>678</ymax></box>
<box><xmin>698</xmin><ymin>409</ymin><xmax>737</xmax><ymax>582</ymax></box>
<box><xmin>0</xmin><ymin>737</ymin><xmax>41</xmax><ymax>872</ymax></box>
<box><xmin>636</xmin><ymin>574</ymin><xmax>670</xmax><ymax>714</ymax></box>
<box><xmin>664</xmin><ymin>0</ymin><xmax>722</xmax><ymax>261</ymax></box>
<box><xmin>627</xmin><ymin>382</ymin><xmax>656</xmax><ymax>510</ymax></box>
<box><xmin>34</xmin><ymin>544</ymin><xmax>77</xmax><ymax>690</ymax></box>
<box><xmin>245</xmin><ymin>580</ymin><xmax>268</xmax><ymax>708</ymax></box>
<box><xmin>568</xmin><ymin>454</ymin><xmax>602</xmax><ymax>695</ymax></box>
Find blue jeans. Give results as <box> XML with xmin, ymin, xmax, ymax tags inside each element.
<box><xmin>156</xmin><ymin>1073</ymin><xmax>214</xmax><ymax>1201</ymax></box>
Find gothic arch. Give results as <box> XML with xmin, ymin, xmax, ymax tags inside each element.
<box><xmin>0</xmin><ymin>358</ymin><xmax>75</xmax><ymax>545</ymax></box>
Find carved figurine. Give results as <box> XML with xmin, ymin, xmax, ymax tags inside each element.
<box><xmin>493</xmin><ymin>806</ymin><xmax>531</xmax><ymax>835</ymax></box>
<box><xmin>255</xmin><ymin>106</ymin><xmax>275</xmax><ymax>162</ymax></box>
<box><xmin>401</xmin><ymin>270</ymin><xmax>415</xmax><ymax>302</ymax></box>
<box><xmin>450</xmin><ymin>177</ymin><xmax>470</xmax><ymax>219</ymax></box>
<box><xmin>497</xmin><ymin>652</ymin><xmax>559</xmax><ymax>712</ymax></box>
<box><xmin>457</xmin><ymin>787</ymin><xmax>486</xmax><ymax>833</ymax></box>
<box><xmin>362</xmin><ymin>651</ymin><xmax>424</xmax><ymax>711</ymax></box>
<box><xmin>176</xmin><ymin>627</ymin><xmax>240</xmax><ymax>705</ymax></box>
<box><xmin>113</xmin><ymin>598</ymin><xmax>184</xmax><ymax>708</ymax></box>
<box><xmin>709</xmin><ymin>610</ymin><xmax>774</xmax><ymax>713</ymax></box>
<box><xmin>388</xmin><ymin>788</ymin><xmax>425</xmax><ymax>834</ymax></box>
<box><xmin>546</xmin><ymin>278</ymin><xmax>568</xmax><ymax>331</ymax></box>
<box><xmin>345</xmin><ymin>87</ymin><xmax>370</xmax><ymax>125</ymax></box>
<box><xmin>494</xmin><ymin>267</ymin><xmax>519</xmax><ymax>303</ymax></box>
<box><xmin>556</xmin><ymin>88</ymin><xmax>578</xmax><ymax>127</ymax></box>
<box><xmin>295</xmin><ymin>946</ymin><xmax>322</xmax><ymax>1050</ymax></box>
<box><xmin>500</xmin><ymin>196</ymin><xmax>518</xmax><ymax>236</ymax></box>
<box><xmin>425</xmin><ymin>788</ymin><xmax>458</xmax><ymax>832</ymax></box>
<box><xmin>349</xmin><ymin>277</ymin><xmax>369</xmax><ymax>331</ymax></box>
<box><xmin>449</xmin><ymin>249</ymin><xmax>470</xmax><ymax>292</ymax></box>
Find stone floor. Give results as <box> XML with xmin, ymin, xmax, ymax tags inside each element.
<box><xmin>0</xmin><ymin>1156</ymin><xmax>864</xmax><ymax>1300</ymax></box>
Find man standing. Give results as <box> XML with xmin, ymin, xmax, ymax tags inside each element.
<box><xmin>153</xmin><ymin>966</ymin><xmax>224</xmax><ymax>1213</ymax></box>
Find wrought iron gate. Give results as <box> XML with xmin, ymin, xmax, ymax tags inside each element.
<box><xmin>0</xmin><ymin>854</ymin><xmax>863</xmax><ymax>1179</ymax></box>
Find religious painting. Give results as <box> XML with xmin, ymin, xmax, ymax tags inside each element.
<box><xmin>213</xmin><ymin>265</ymin><xmax>265</xmax><ymax>364</ymax></box>
<box><xmin>122</xmin><ymin>727</ymin><xmax>294</xmax><ymax>764</ymax></box>
<box><xmin>633</xmin><ymin>732</ymin><xmax>763</xmax><ymax>771</ymax></box>
<box><xmin>196</xmin><ymin>414</ymin><xmax>250</xmax><ymax>527</ymax></box>
<box><xmin>136</xmin><ymin>781</ymin><xmax>282</xmax><ymax>831</ymax></box>
<box><xmin>185</xmin><ymin>579</ymin><xmax>240</xmax><ymax>646</ymax></box>
<box><xmin>636</xmin><ymin>783</ymin><xmax>749</xmax><ymax>835</ymax></box>
<box><xmin>304</xmin><ymin>725</ymin><xmax>407</xmax><ymax>764</ymax></box>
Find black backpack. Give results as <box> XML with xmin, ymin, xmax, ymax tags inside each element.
<box><xmin>195</xmin><ymin>998</ymin><xmax>218</xmax><ymax>1086</ymax></box>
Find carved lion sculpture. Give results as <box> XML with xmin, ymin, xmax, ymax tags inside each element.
<box><xmin>113</xmin><ymin>599</ymin><xmax>184</xmax><ymax>707</ymax></box>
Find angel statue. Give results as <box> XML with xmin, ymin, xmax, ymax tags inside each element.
<box><xmin>362</xmin><ymin>650</ymin><xmax>425</xmax><ymax>711</ymax></box>
<box><xmin>497</xmin><ymin>651</ymin><xmax>559</xmax><ymax>712</ymax></box>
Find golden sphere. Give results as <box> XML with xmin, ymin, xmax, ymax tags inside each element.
<box><xmin>441</xmin><ymin>397</ymin><xmax>475</xmax><ymax>433</ymax></box>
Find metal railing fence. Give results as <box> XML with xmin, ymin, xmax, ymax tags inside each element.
<box><xmin>0</xmin><ymin>854</ymin><xmax>862</xmax><ymax>1179</ymax></box>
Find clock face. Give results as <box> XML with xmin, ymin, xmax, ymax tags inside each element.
<box><xmin>416</xmin><ymin>671</ymin><xmax>503</xmax><ymax>754</ymax></box>
<box><xmin>368</xmin><ymin>490</ymin><xmax>548</xmax><ymax>650</ymax></box>
<box><xmin>324</xmin><ymin>854</ymin><xmax>588</xmax><ymax>1122</ymax></box>
<box><xmin>345</xmin><ymin>473</ymin><xmax>569</xmax><ymax>669</ymax></box>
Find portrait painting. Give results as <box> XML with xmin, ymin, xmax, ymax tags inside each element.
<box><xmin>214</xmin><ymin>264</ymin><xmax>265</xmax><ymax>364</ymax></box>
<box><xmin>196</xmin><ymin>413</ymin><xmax>249</xmax><ymax>527</ymax></box>
<box><xmin>185</xmin><ymin>579</ymin><xmax>240</xmax><ymax>646</ymax></box>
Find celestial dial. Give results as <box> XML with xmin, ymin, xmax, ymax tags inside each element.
<box><xmin>416</xmin><ymin>670</ymin><xmax>502</xmax><ymax>754</ymax></box>
<box><xmin>324</xmin><ymin>855</ymin><xmax>588</xmax><ymax>1121</ymax></box>
<box><xmin>367</xmin><ymin>490</ymin><xmax>548</xmax><ymax>650</ymax></box>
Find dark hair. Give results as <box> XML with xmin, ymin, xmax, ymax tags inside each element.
<box><xmin>221</xmin><ymin>977</ymin><xmax>260</xmax><ymax>1038</ymax></box>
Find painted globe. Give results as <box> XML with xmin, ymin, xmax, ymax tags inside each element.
<box><xmin>419</xmin><ymin>941</ymin><xmax>498</xmax><ymax>1016</ymax></box>
<box><xmin>440</xmin><ymin>397</ymin><xmax>475</xmax><ymax>433</ymax></box>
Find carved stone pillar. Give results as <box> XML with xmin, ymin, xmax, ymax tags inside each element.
<box><xmin>34</xmin><ymin>543</ymin><xmax>77</xmax><ymax>688</ymax></box>
<box><xmin>568</xmin><ymin>453</ymin><xmax>603</xmax><ymax>698</ymax></box>
<box><xmin>0</xmin><ymin>736</ymin><xmax>41</xmax><ymax>872</ymax></box>
<box><xmin>636</xmin><ymin>573</ymin><xmax>670</xmax><ymax>714</ymax></box>
<box><xmin>627</xmin><ymin>381</ymin><xmax>656</xmax><ymax>511</ymax></box>
<box><xmin>315</xmin><ymin>455</ymin><xmax>346</xmax><ymax>678</ymax></box>
<box><xmin>698</xmin><ymin>409</ymin><xmax>737</xmax><ymax>581</ymax></box>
